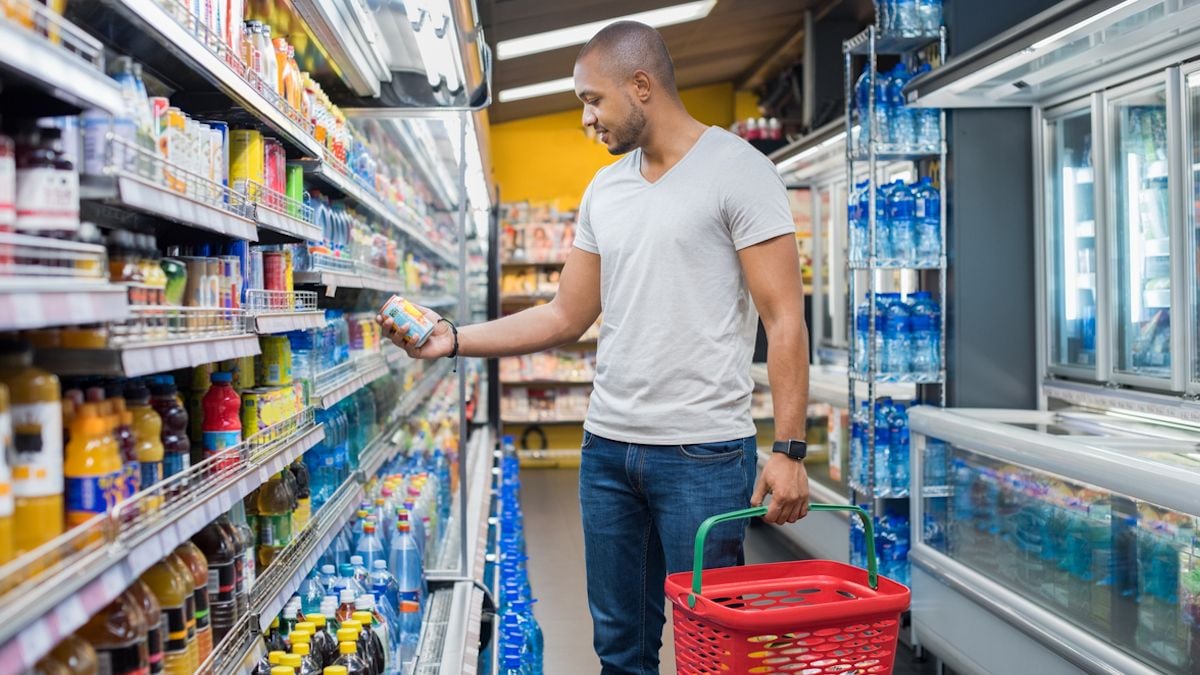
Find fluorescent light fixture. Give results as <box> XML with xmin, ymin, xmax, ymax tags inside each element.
<box><xmin>775</xmin><ymin>131</ymin><xmax>846</xmax><ymax>172</ymax></box>
<box><xmin>498</xmin><ymin>77</ymin><xmax>576</xmax><ymax>103</ymax></box>
<box><xmin>496</xmin><ymin>0</ymin><xmax>717</xmax><ymax>60</ymax></box>
<box><xmin>1029</xmin><ymin>0</ymin><xmax>1139</xmax><ymax>50</ymax></box>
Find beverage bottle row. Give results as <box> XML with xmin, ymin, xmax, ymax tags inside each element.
<box><xmin>849</xmin><ymin>397</ymin><xmax>912</xmax><ymax>498</ymax></box>
<box><xmin>848</xmin><ymin>507</ymin><xmax>911</xmax><ymax>588</ymax></box>
<box><xmin>875</xmin><ymin>0</ymin><xmax>943</xmax><ymax>38</ymax></box>
<box><xmin>496</xmin><ymin>438</ymin><xmax>544</xmax><ymax>675</ymax></box>
<box><xmin>849</xmin><ymin>177</ymin><xmax>940</xmax><ymax>266</ymax></box>
<box><xmin>853</xmin><ymin>62</ymin><xmax>941</xmax><ymax>155</ymax></box>
<box><xmin>854</xmin><ymin>292</ymin><xmax>941</xmax><ymax>380</ymax></box>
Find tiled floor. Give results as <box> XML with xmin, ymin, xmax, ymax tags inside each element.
<box><xmin>522</xmin><ymin>468</ymin><xmax>938</xmax><ymax>675</ymax></box>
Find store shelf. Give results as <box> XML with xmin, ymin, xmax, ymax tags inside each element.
<box><xmin>310</xmin><ymin>354</ymin><xmax>387</xmax><ymax>410</ymax></box>
<box><xmin>294</xmin><ymin>267</ymin><xmax>403</xmax><ymax>295</ymax></box>
<box><xmin>849</xmin><ymin>145</ymin><xmax>944</xmax><ymax>162</ymax></box>
<box><xmin>250</xmin><ymin>310</ymin><xmax>326</xmax><ymax>334</ymax></box>
<box><xmin>249</xmin><ymin>201</ymin><xmax>324</xmax><ymax>242</ymax></box>
<box><xmin>80</xmin><ymin>174</ymin><xmax>258</xmax><ymax>242</ymax></box>
<box><xmin>849</xmin><ymin>369</ymin><xmax>945</xmax><ymax>385</ymax></box>
<box><xmin>297</xmin><ymin>158</ymin><xmax>456</xmax><ymax>267</ymax></box>
<box><xmin>501</xmin><ymin>379</ymin><xmax>592</xmax><ymax>387</ymax></box>
<box><xmin>209</xmin><ymin>475</ymin><xmax>364</xmax><ymax>673</ymax></box>
<box><xmin>380</xmin><ymin>360</ymin><xmax>457</xmax><ymax>430</ymax></box>
<box><xmin>35</xmin><ymin>332</ymin><xmax>261</xmax><ymax>377</ymax></box>
<box><xmin>0</xmin><ymin>280</ymin><xmax>129</xmax><ymax>331</ymax></box>
<box><xmin>0</xmin><ymin>413</ymin><xmax>324</xmax><ymax>671</ymax></box>
<box><xmin>845</xmin><ymin>26</ymin><xmax>942</xmax><ymax>55</ymax></box>
<box><xmin>848</xmin><ymin>257</ymin><xmax>946</xmax><ymax>270</ymax></box>
<box><xmin>0</xmin><ymin>5</ymin><xmax>125</xmax><ymax>114</ymax></box>
<box><xmin>75</xmin><ymin>0</ymin><xmax>323</xmax><ymax>158</ymax></box>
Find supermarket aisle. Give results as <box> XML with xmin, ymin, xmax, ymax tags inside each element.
<box><xmin>523</xmin><ymin>468</ymin><xmax>937</xmax><ymax>675</ymax></box>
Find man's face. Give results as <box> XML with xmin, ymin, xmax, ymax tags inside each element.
<box><xmin>574</xmin><ymin>56</ymin><xmax>647</xmax><ymax>155</ymax></box>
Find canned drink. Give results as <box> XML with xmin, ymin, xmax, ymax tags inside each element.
<box><xmin>205</xmin><ymin>258</ymin><xmax>222</xmax><ymax>330</ymax></box>
<box><xmin>263</xmin><ymin>138</ymin><xmax>284</xmax><ymax>210</ymax></box>
<box><xmin>285</xmin><ymin>163</ymin><xmax>304</xmax><ymax>218</ymax></box>
<box><xmin>206</xmin><ymin>121</ymin><xmax>230</xmax><ymax>202</ymax></box>
<box><xmin>263</xmin><ymin>250</ymin><xmax>285</xmax><ymax>310</ymax></box>
<box><xmin>249</xmin><ymin>247</ymin><xmax>264</xmax><ymax>302</ymax></box>
<box><xmin>165</xmin><ymin>107</ymin><xmax>187</xmax><ymax>193</ymax></box>
<box><xmin>221</xmin><ymin>256</ymin><xmax>240</xmax><ymax>310</ymax></box>
<box><xmin>229</xmin><ymin>129</ymin><xmax>264</xmax><ymax>202</ymax></box>
<box><xmin>381</xmin><ymin>295</ymin><xmax>435</xmax><ymax>347</ymax></box>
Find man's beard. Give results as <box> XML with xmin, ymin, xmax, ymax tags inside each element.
<box><xmin>606</xmin><ymin>101</ymin><xmax>646</xmax><ymax>155</ymax></box>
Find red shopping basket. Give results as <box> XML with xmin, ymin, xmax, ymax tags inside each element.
<box><xmin>666</xmin><ymin>504</ymin><xmax>911</xmax><ymax>674</ymax></box>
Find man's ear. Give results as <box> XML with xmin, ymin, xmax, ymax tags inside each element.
<box><xmin>632</xmin><ymin>69</ymin><xmax>652</xmax><ymax>102</ymax></box>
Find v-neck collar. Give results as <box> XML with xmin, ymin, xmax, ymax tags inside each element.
<box><xmin>635</xmin><ymin>126</ymin><xmax>716</xmax><ymax>186</ymax></box>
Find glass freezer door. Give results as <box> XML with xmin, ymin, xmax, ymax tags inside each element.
<box><xmin>1110</xmin><ymin>83</ymin><xmax>1172</xmax><ymax>380</ymax></box>
<box><xmin>820</xmin><ymin>183</ymin><xmax>847</xmax><ymax>352</ymax></box>
<box><xmin>1047</xmin><ymin>108</ymin><xmax>1098</xmax><ymax>371</ymax></box>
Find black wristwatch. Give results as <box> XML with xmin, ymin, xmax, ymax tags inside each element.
<box><xmin>772</xmin><ymin>439</ymin><xmax>807</xmax><ymax>462</ymax></box>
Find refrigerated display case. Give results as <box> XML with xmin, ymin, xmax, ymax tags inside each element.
<box><xmin>909</xmin><ymin>406</ymin><xmax>1200</xmax><ymax>675</ymax></box>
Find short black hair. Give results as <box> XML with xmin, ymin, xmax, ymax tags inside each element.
<box><xmin>576</xmin><ymin>20</ymin><xmax>677</xmax><ymax>93</ymax></box>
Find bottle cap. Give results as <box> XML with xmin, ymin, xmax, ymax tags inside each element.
<box><xmin>341</xmin><ymin>620</ymin><xmax>362</xmax><ymax>634</ymax></box>
<box><xmin>339</xmin><ymin>589</ymin><xmax>355</xmax><ymax>603</ymax></box>
<box><xmin>352</xmin><ymin>611</ymin><xmax>373</xmax><ymax>625</ymax></box>
<box><xmin>293</xmin><ymin>642</ymin><xmax>311</xmax><ymax>656</ymax></box>
<box><xmin>305</xmin><ymin>614</ymin><xmax>327</xmax><ymax>627</ymax></box>
<box><xmin>355</xmin><ymin>596</ymin><xmax>374</xmax><ymax>611</ymax></box>
<box><xmin>290</xmin><ymin>630</ymin><xmax>311</xmax><ymax>644</ymax></box>
<box><xmin>350</xmin><ymin>555</ymin><xmax>363</xmax><ymax>565</ymax></box>
<box><xmin>320</xmin><ymin>564</ymin><xmax>335</xmax><ymax>574</ymax></box>
<box><xmin>271</xmin><ymin>667</ymin><xmax>295</xmax><ymax>675</ymax></box>
<box><xmin>364</xmin><ymin>523</ymin><xmax>375</xmax><ymax>534</ymax></box>
<box><xmin>323</xmin><ymin>667</ymin><xmax>348</xmax><ymax>675</ymax></box>
<box><xmin>280</xmin><ymin>654</ymin><xmax>303</xmax><ymax>668</ymax></box>
<box><xmin>211</xmin><ymin>371</ymin><xmax>233</xmax><ymax>383</ymax></box>
<box><xmin>295</xmin><ymin>621</ymin><xmax>316</xmax><ymax>634</ymax></box>
<box><xmin>372</xmin><ymin>559</ymin><xmax>387</xmax><ymax>570</ymax></box>
<box><xmin>323</xmin><ymin>594</ymin><xmax>338</xmax><ymax>605</ymax></box>
<box><xmin>268</xmin><ymin>651</ymin><xmax>285</xmax><ymax>664</ymax></box>
<box><xmin>337</xmin><ymin>629</ymin><xmax>358</xmax><ymax>644</ymax></box>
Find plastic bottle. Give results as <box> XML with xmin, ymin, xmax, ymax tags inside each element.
<box><xmin>396</xmin><ymin>599</ymin><xmax>420</xmax><ymax>670</ymax></box>
<box><xmin>888</xmin><ymin>403</ymin><xmax>911</xmax><ymax>497</ymax></box>
<box><xmin>853</xmin><ymin>66</ymin><xmax>873</xmax><ymax>153</ymax></box>
<box><xmin>887</xmin><ymin>64</ymin><xmax>914</xmax><ymax>151</ymax></box>
<box><xmin>911</xmin><ymin>177</ymin><xmax>940</xmax><ymax>266</ymax></box>
<box><xmin>368</xmin><ymin>558</ymin><xmax>400</xmax><ymax>615</ymax></box>
<box><xmin>883</xmin><ymin>294</ymin><xmax>911</xmax><ymax>378</ymax></box>
<box><xmin>357</xmin><ymin>594</ymin><xmax>391</xmax><ymax>664</ymax></box>
<box><xmin>230</xmin><ymin>499</ymin><xmax>258</xmax><ymax>602</ymax></box>
<box><xmin>509</xmin><ymin>598</ymin><xmax>544</xmax><ymax>675</ymax></box>
<box><xmin>64</xmin><ymin>402</ymin><xmax>123</xmax><ymax>528</ymax></box>
<box><xmin>150</xmin><ymin>380</ymin><xmax>190</xmax><ymax>480</ymax></box>
<box><xmin>258</xmin><ymin>470</ymin><xmax>294</xmax><ymax>568</ymax></box>
<box><xmin>916</xmin><ymin>0</ymin><xmax>943</xmax><ymax>34</ymax></box>
<box><xmin>126</xmin><ymin>579</ymin><xmax>164</xmax><ymax>675</ymax></box>
<box><xmin>260</xmin><ymin>25</ymin><xmax>280</xmax><ymax>97</ymax></box>
<box><xmin>909</xmin><ymin>292</ymin><xmax>941</xmax><ymax>377</ymax></box>
<box><xmin>389</xmin><ymin>513</ymin><xmax>424</xmax><ymax>611</ymax></box>
<box><xmin>202</xmin><ymin>371</ymin><xmax>241</xmax><ymax>460</ymax></box>
<box><xmin>41</xmin><ymin>634</ymin><xmax>99</xmax><ymax>675</ymax></box>
<box><xmin>873</xmin><ymin>399</ymin><xmax>893</xmax><ymax>497</ymax></box>
<box><xmin>266</xmin><ymin>616</ymin><xmax>289</xmax><ymax>654</ymax></box>
<box><xmin>351</xmin><ymin>611</ymin><xmax>385</xmax><ymax>675</ymax></box>
<box><xmin>333</xmin><ymin>629</ymin><xmax>368</xmax><ymax>675</ymax></box>
<box><xmin>140</xmin><ymin>558</ymin><xmax>192</xmax><ymax>675</ymax></box>
<box><xmin>78</xmin><ymin>591</ymin><xmax>149</xmax><ymax>675</ymax></box>
<box><xmin>174</xmin><ymin>542</ymin><xmax>213</xmax><ymax>662</ymax></box>
<box><xmin>874</xmin><ymin>69</ymin><xmax>891</xmax><ymax>153</ymax></box>
<box><xmin>355</xmin><ymin>522</ymin><xmax>386</xmax><ymax>572</ymax></box>
<box><xmin>290</xmin><ymin>459</ymin><xmax>312</xmax><ymax>532</ymax></box>
<box><xmin>886</xmin><ymin>180</ymin><xmax>915</xmax><ymax>266</ymax></box>
<box><xmin>123</xmin><ymin>383</ymin><xmax>164</xmax><ymax>494</ymax></box>
<box><xmin>306</xmin><ymin>613</ymin><xmax>340</xmax><ymax>669</ymax></box>
<box><xmin>291</xmin><ymin>641</ymin><xmax>322</xmax><ymax>675</ymax></box>
<box><xmin>894</xmin><ymin>0</ymin><xmax>920</xmax><ymax>36</ymax></box>
<box><xmin>914</xmin><ymin>63</ymin><xmax>941</xmax><ymax>151</ymax></box>
<box><xmin>192</xmin><ymin>519</ymin><xmax>238</xmax><ymax>642</ymax></box>
<box><xmin>336</xmin><ymin>589</ymin><xmax>357</xmax><ymax>624</ymax></box>
<box><xmin>0</xmin><ymin>341</ymin><xmax>62</xmax><ymax>553</ymax></box>
<box><xmin>0</xmin><ymin>384</ymin><xmax>13</xmax><ymax>565</ymax></box>
<box><xmin>103</xmin><ymin>382</ymin><xmax>138</xmax><ymax>502</ymax></box>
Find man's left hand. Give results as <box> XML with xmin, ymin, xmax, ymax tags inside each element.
<box><xmin>751</xmin><ymin>452</ymin><xmax>811</xmax><ymax>525</ymax></box>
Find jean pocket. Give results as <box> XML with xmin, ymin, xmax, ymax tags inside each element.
<box><xmin>582</xmin><ymin>430</ymin><xmax>596</xmax><ymax>450</ymax></box>
<box><xmin>677</xmin><ymin>439</ymin><xmax>745</xmax><ymax>461</ymax></box>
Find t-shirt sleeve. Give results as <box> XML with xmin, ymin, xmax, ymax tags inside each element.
<box><xmin>573</xmin><ymin>180</ymin><xmax>599</xmax><ymax>254</ymax></box>
<box><xmin>722</xmin><ymin>150</ymin><xmax>796</xmax><ymax>250</ymax></box>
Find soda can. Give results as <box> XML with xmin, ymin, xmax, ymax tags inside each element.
<box><xmin>222</xmin><ymin>256</ymin><xmax>241</xmax><ymax>310</ymax></box>
<box><xmin>263</xmin><ymin>138</ymin><xmax>284</xmax><ymax>210</ymax></box>
<box><xmin>381</xmin><ymin>295</ymin><xmax>435</xmax><ymax>347</ymax></box>
<box><xmin>226</xmin><ymin>240</ymin><xmax>252</xmax><ymax>307</ymax></box>
<box><xmin>285</xmin><ymin>163</ymin><xmax>304</xmax><ymax>218</ymax></box>
<box><xmin>206</xmin><ymin>121</ymin><xmax>230</xmax><ymax>203</ymax></box>
<box><xmin>249</xmin><ymin>247</ymin><xmax>264</xmax><ymax>300</ymax></box>
<box><xmin>263</xmin><ymin>250</ymin><xmax>285</xmax><ymax>310</ymax></box>
<box><xmin>229</xmin><ymin>129</ymin><xmax>264</xmax><ymax>203</ymax></box>
<box><xmin>165</xmin><ymin>107</ymin><xmax>187</xmax><ymax>193</ymax></box>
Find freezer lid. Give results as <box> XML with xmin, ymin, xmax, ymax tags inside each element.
<box><xmin>904</xmin><ymin>0</ymin><xmax>1200</xmax><ymax>108</ymax></box>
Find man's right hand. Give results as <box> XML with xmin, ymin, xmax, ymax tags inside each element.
<box><xmin>376</xmin><ymin>303</ymin><xmax>454</xmax><ymax>360</ymax></box>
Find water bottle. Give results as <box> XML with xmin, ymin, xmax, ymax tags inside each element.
<box><xmin>914</xmin><ymin>63</ymin><xmax>941</xmax><ymax>151</ymax></box>
<box><xmin>349</xmin><ymin>555</ymin><xmax>370</xmax><ymax>590</ymax></box>
<box><xmin>355</xmin><ymin>522</ymin><xmax>386</xmax><ymax>571</ymax></box>
<box><xmin>894</xmin><ymin>0</ymin><xmax>920</xmax><ymax>36</ymax></box>
<box><xmin>886</xmin><ymin>180</ymin><xmax>915</xmax><ymax>266</ymax></box>
<box><xmin>912</xmin><ymin>177</ymin><xmax>940</xmax><ymax>266</ymax></box>
<box><xmin>873</xmin><ymin>399</ymin><xmax>892</xmax><ymax>497</ymax></box>
<box><xmin>917</xmin><ymin>0</ymin><xmax>943</xmax><ymax>34</ymax></box>
<box><xmin>883</xmin><ymin>294</ymin><xmax>911</xmax><ymax>378</ymax></box>
<box><xmin>887</xmin><ymin>64</ymin><xmax>915</xmax><ymax>151</ymax></box>
<box><xmin>336</xmin><ymin>563</ymin><xmax>367</xmax><ymax>598</ymax></box>
<box><xmin>888</xmin><ymin>403</ymin><xmax>910</xmax><ymax>497</ymax></box>
<box><xmin>319</xmin><ymin>564</ymin><xmax>340</xmax><ymax>596</ymax></box>
<box><xmin>925</xmin><ymin>437</ymin><xmax>948</xmax><ymax>487</ymax></box>
<box><xmin>850</xmin><ymin>181</ymin><xmax>868</xmax><ymax>262</ymax></box>
<box><xmin>910</xmin><ymin>292</ymin><xmax>941</xmax><ymax>378</ymax></box>
<box><xmin>873</xmin><ymin>294</ymin><xmax>888</xmax><ymax>377</ymax></box>
<box><xmin>390</xmin><ymin>513</ymin><xmax>425</xmax><ymax>614</ymax></box>
<box><xmin>876</xmin><ymin>182</ymin><xmax>899</xmax><ymax>262</ymax></box>
<box><xmin>510</xmin><ymin>598</ymin><xmax>544</xmax><ymax>674</ymax></box>
<box><xmin>396</xmin><ymin>599</ymin><xmax>421</xmax><ymax>670</ymax></box>
<box><xmin>874</xmin><ymin>68</ymin><xmax>892</xmax><ymax>153</ymax></box>
<box><xmin>299</xmin><ymin>568</ymin><xmax>326</xmax><ymax>615</ymax></box>
<box><xmin>854</xmin><ymin>298</ymin><xmax>871</xmax><ymax>374</ymax></box>
<box><xmin>854</xmin><ymin>66</ymin><xmax>875</xmax><ymax>153</ymax></box>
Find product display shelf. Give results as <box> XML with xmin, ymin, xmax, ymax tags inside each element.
<box><xmin>249</xmin><ymin>311</ymin><xmax>326</xmax><ymax>334</ymax></box>
<box><xmin>309</xmin><ymin>352</ymin><xmax>387</xmax><ymax>410</ymax></box>
<box><xmin>0</xmin><ymin>2</ymin><xmax>125</xmax><ymax>115</ymax></box>
<box><xmin>207</xmin><ymin>475</ymin><xmax>365</xmax><ymax>674</ymax></box>
<box><xmin>0</xmin><ymin>410</ymin><xmax>325</xmax><ymax>671</ymax></box>
<box><xmin>34</xmin><ymin>331</ymin><xmax>262</xmax><ymax>377</ymax></box>
<box><xmin>295</xmin><ymin>157</ymin><xmax>457</xmax><ymax>267</ymax></box>
<box><xmin>242</xmin><ymin>182</ymin><xmax>325</xmax><ymax>243</ymax></box>
<box><xmin>360</xmin><ymin>361</ymin><xmax>458</xmax><ymax>477</ymax></box>
<box><xmin>414</xmin><ymin>428</ymin><xmax>493</xmax><ymax>674</ymax></box>
<box><xmin>843</xmin><ymin>24</ymin><xmax>949</xmax><ymax>509</ymax></box>
<box><xmin>80</xmin><ymin>172</ymin><xmax>259</xmax><ymax>243</ymax></box>
<box><xmin>0</xmin><ymin>279</ymin><xmax>130</xmax><ymax>331</ymax></box>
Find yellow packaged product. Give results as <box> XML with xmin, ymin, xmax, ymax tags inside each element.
<box><xmin>257</xmin><ymin>337</ymin><xmax>293</xmax><ymax>387</ymax></box>
<box><xmin>228</xmin><ymin>130</ymin><xmax>264</xmax><ymax>197</ymax></box>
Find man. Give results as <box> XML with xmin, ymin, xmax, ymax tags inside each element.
<box><xmin>379</xmin><ymin>20</ymin><xmax>810</xmax><ymax>675</ymax></box>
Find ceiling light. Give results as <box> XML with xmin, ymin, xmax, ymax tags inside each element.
<box><xmin>496</xmin><ymin>0</ymin><xmax>717</xmax><ymax>60</ymax></box>
<box><xmin>497</xmin><ymin>77</ymin><xmax>576</xmax><ymax>103</ymax></box>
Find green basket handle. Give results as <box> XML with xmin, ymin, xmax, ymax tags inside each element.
<box><xmin>688</xmin><ymin>504</ymin><xmax>877</xmax><ymax>609</ymax></box>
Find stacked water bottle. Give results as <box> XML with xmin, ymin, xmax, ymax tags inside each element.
<box><xmin>255</xmin><ymin>440</ymin><xmax>454</xmax><ymax>675</ymax></box>
<box><xmin>851</xmin><ymin>508</ymin><xmax>911</xmax><ymax>588</ymax></box>
<box><xmin>849</xmin><ymin>397</ymin><xmax>912</xmax><ymax>498</ymax></box>
<box><xmin>876</xmin><ymin>0</ymin><xmax>943</xmax><ymax>38</ymax></box>
<box><xmin>852</xmin><ymin>61</ymin><xmax>941</xmax><ymax>156</ymax></box>
<box><xmin>854</xmin><ymin>291</ymin><xmax>941</xmax><ymax>382</ymax></box>
<box><xmin>849</xmin><ymin>177</ymin><xmax>940</xmax><ymax>266</ymax></box>
<box><xmin>497</xmin><ymin>436</ymin><xmax>545</xmax><ymax>675</ymax></box>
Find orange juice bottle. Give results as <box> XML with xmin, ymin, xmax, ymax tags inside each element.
<box><xmin>0</xmin><ymin>384</ymin><xmax>14</xmax><ymax>565</ymax></box>
<box><xmin>174</xmin><ymin>541</ymin><xmax>213</xmax><ymax>662</ymax></box>
<box><xmin>0</xmin><ymin>341</ymin><xmax>62</xmax><ymax>553</ymax></box>
<box><xmin>64</xmin><ymin>403</ymin><xmax>123</xmax><ymax>528</ymax></box>
<box><xmin>164</xmin><ymin>552</ymin><xmax>199</xmax><ymax>673</ymax></box>
<box><xmin>126</xmin><ymin>579</ymin><xmax>165</xmax><ymax>674</ymax></box>
<box><xmin>126</xmin><ymin>382</ymin><xmax>165</xmax><ymax>492</ymax></box>
<box><xmin>140</xmin><ymin>559</ymin><xmax>191</xmax><ymax>675</ymax></box>
<box><xmin>104</xmin><ymin>382</ymin><xmax>139</xmax><ymax>500</ymax></box>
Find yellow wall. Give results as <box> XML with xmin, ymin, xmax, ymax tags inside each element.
<box><xmin>490</xmin><ymin>82</ymin><xmax>759</xmax><ymax>209</ymax></box>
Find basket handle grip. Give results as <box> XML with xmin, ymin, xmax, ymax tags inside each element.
<box><xmin>688</xmin><ymin>504</ymin><xmax>877</xmax><ymax>609</ymax></box>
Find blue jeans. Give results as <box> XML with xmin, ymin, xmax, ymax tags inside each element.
<box><xmin>579</xmin><ymin>432</ymin><xmax>757</xmax><ymax>675</ymax></box>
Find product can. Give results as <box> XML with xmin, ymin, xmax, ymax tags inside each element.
<box><xmin>285</xmin><ymin>163</ymin><xmax>304</xmax><ymax>218</ymax></box>
<box><xmin>263</xmin><ymin>251</ymin><xmax>285</xmax><ymax>309</ymax></box>
<box><xmin>263</xmin><ymin>138</ymin><xmax>284</xmax><ymax>210</ymax></box>
<box><xmin>80</xmin><ymin>110</ymin><xmax>111</xmax><ymax>177</ymax></box>
<box><xmin>257</xmin><ymin>337</ymin><xmax>293</xmax><ymax>387</ymax></box>
<box><xmin>221</xmin><ymin>256</ymin><xmax>240</xmax><ymax>311</ymax></box>
<box><xmin>205</xmin><ymin>257</ymin><xmax>222</xmax><ymax>329</ymax></box>
<box><xmin>381</xmin><ymin>295</ymin><xmax>435</xmax><ymax>347</ymax></box>
<box><xmin>226</xmin><ymin>241</ymin><xmax>251</xmax><ymax>307</ymax></box>
<box><xmin>249</xmin><ymin>247</ymin><xmax>264</xmax><ymax>301</ymax></box>
<box><xmin>165</xmin><ymin>107</ymin><xmax>187</xmax><ymax>193</ymax></box>
<box><xmin>229</xmin><ymin>129</ymin><xmax>264</xmax><ymax>202</ymax></box>
<box><xmin>207</xmin><ymin>121</ymin><xmax>230</xmax><ymax>201</ymax></box>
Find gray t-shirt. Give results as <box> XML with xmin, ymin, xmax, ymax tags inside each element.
<box><xmin>574</xmin><ymin>126</ymin><xmax>795</xmax><ymax>445</ymax></box>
